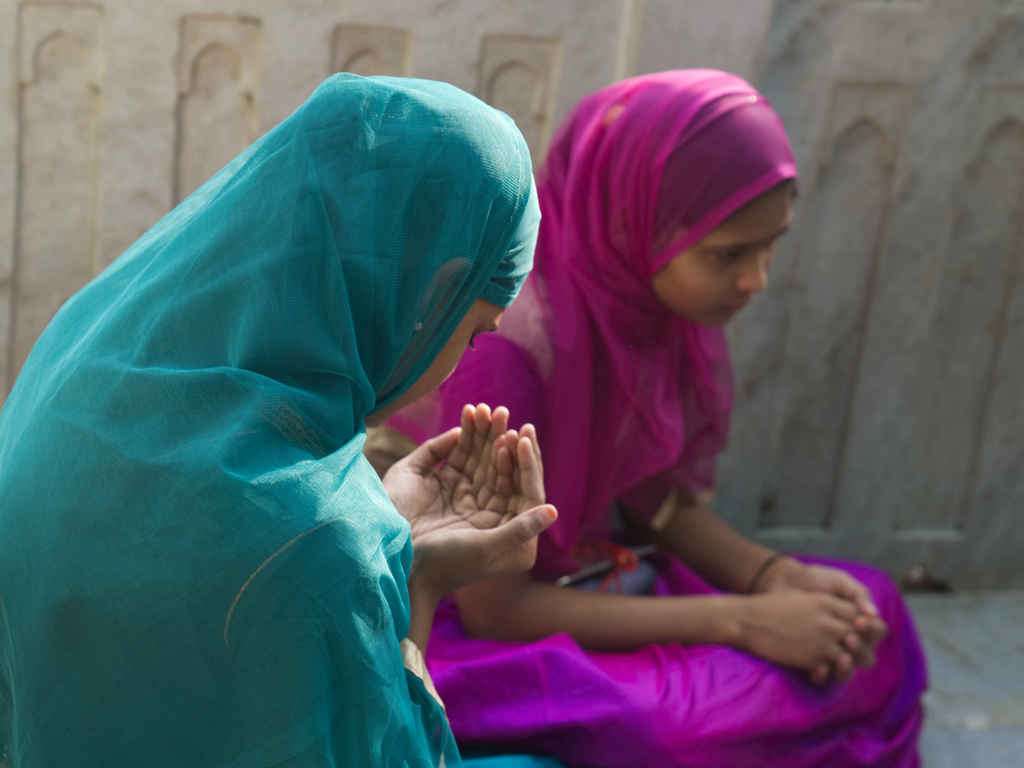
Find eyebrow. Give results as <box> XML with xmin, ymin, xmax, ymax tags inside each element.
<box><xmin>705</xmin><ymin>223</ymin><xmax>792</xmax><ymax>250</ymax></box>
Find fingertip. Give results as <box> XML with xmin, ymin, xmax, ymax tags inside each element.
<box><xmin>541</xmin><ymin>504</ymin><xmax>557</xmax><ymax>524</ymax></box>
<box><xmin>856</xmin><ymin>615</ymin><xmax>883</xmax><ymax>638</ymax></box>
<box><xmin>873</xmin><ymin>618</ymin><xmax>889</xmax><ymax>640</ymax></box>
<box><xmin>469</xmin><ymin>405</ymin><xmax>486</xmax><ymax>433</ymax></box>
<box><xmin>521</xmin><ymin>506</ymin><xmax>556</xmax><ymax>538</ymax></box>
<box><xmin>811</xmin><ymin>665</ymin><xmax>830</xmax><ymax>686</ymax></box>
<box><xmin>491</xmin><ymin>406</ymin><xmax>509</xmax><ymax>435</ymax></box>
<box><xmin>436</xmin><ymin>428</ymin><xmax>461</xmax><ymax>451</ymax></box>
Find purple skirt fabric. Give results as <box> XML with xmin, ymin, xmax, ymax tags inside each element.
<box><xmin>429</xmin><ymin>556</ymin><xmax>926</xmax><ymax>767</ymax></box>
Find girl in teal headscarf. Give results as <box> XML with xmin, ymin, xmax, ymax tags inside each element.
<box><xmin>0</xmin><ymin>74</ymin><xmax>552</xmax><ymax>767</ymax></box>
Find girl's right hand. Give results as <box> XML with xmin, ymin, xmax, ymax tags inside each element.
<box><xmin>383</xmin><ymin>403</ymin><xmax>555</xmax><ymax>597</ymax></box>
<box><xmin>736</xmin><ymin>591</ymin><xmax>862</xmax><ymax>685</ymax></box>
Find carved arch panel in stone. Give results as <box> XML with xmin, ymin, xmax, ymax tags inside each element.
<box><xmin>907</xmin><ymin>116</ymin><xmax>1024</xmax><ymax>531</ymax></box>
<box><xmin>330</xmin><ymin>24</ymin><xmax>411</xmax><ymax>77</ymax></box>
<box><xmin>478</xmin><ymin>35</ymin><xmax>561</xmax><ymax>164</ymax></box>
<box><xmin>966</xmin><ymin>94</ymin><xmax>1024</xmax><ymax>575</ymax></box>
<box><xmin>765</xmin><ymin>83</ymin><xmax>909</xmax><ymax>531</ymax></box>
<box><xmin>174</xmin><ymin>15</ymin><xmax>262</xmax><ymax>204</ymax></box>
<box><xmin>966</xmin><ymin>12</ymin><xmax>1024</xmax><ymax>83</ymax></box>
<box><xmin>11</xmin><ymin>3</ymin><xmax>104</xmax><ymax>391</ymax></box>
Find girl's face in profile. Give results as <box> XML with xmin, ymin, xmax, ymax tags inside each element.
<box><xmin>366</xmin><ymin>299</ymin><xmax>504</xmax><ymax>426</ymax></box>
<box><xmin>651</xmin><ymin>180</ymin><xmax>795</xmax><ymax>326</ymax></box>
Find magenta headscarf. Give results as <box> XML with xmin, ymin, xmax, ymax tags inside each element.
<box><xmin>391</xmin><ymin>70</ymin><xmax>797</xmax><ymax>579</ymax></box>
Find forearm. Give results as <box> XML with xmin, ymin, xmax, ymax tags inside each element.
<box><xmin>637</xmin><ymin>491</ymin><xmax>782</xmax><ymax>594</ymax></box>
<box><xmin>406</xmin><ymin>568</ymin><xmax>442</xmax><ymax>651</ymax></box>
<box><xmin>456</xmin><ymin>575</ymin><xmax>744</xmax><ymax>651</ymax></box>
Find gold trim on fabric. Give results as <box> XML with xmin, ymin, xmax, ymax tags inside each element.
<box><xmin>650</xmin><ymin>487</ymin><xmax>714</xmax><ymax>532</ymax></box>
<box><xmin>223</xmin><ymin>518</ymin><xmax>339</xmax><ymax>648</ymax></box>
<box><xmin>650</xmin><ymin>487</ymin><xmax>680</xmax><ymax>532</ymax></box>
<box><xmin>400</xmin><ymin>638</ymin><xmax>446</xmax><ymax>711</ymax></box>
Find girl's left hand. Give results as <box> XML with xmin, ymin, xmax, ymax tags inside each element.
<box><xmin>759</xmin><ymin>558</ymin><xmax>887</xmax><ymax>683</ymax></box>
<box><xmin>382</xmin><ymin>403</ymin><xmax>556</xmax><ymax>597</ymax></box>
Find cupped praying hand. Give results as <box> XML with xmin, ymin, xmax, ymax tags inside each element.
<box><xmin>382</xmin><ymin>403</ymin><xmax>556</xmax><ymax>598</ymax></box>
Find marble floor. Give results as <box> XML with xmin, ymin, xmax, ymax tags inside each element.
<box><xmin>908</xmin><ymin>591</ymin><xmax>1024</xmax><ymax>767</ymax></box>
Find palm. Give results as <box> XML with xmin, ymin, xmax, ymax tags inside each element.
<box><xmin>382</xmin><ymin>404</ymin><xmax>550</xmax><ymax>594</ymax></box>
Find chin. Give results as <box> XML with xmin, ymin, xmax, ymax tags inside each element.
<box><xmin>691</xmin><ymin>310</ymin><xmax>735</xmax><ymax>327</ymax></box>
<box><xmin>364</xmin><ymin>410</ymin><xmax>387</xmax><ymax>427</ymax></box>
<box><xmin>713</xmin><ymin>302</ymin><xmax>751</xmax><ymax>324</ymax></box>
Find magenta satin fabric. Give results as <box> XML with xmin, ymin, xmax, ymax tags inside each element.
<box><xmin>431</xmin><ymin>556</ymin><xmax>924</xmax><ymax>767</ymax></box>
<box><xmin>390</xmin><ymin>71</ymin><xmax>925</xmax><ymax>765</ymax></box>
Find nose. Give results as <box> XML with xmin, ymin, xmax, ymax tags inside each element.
<box><xmin>736</xmin><ymin>252</ymin><xmax>770</xmax><ymax>295</ymax></box>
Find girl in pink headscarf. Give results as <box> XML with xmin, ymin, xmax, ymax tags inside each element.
<box><xmin>377</xmin><ymin>70</ymin><xmax>926</xmax><ymax>767</ymax></box>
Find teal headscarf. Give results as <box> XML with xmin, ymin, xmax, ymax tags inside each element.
<box><xmin>0</xmin><ymin>75</ymin><xmax>538</xmax><ymax>767</ymax></box>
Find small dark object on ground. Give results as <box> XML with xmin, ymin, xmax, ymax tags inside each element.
<box><xmin>901</xmin><ymin>563</ymin><xmax>953</xmax><ymax>593</ymax></box>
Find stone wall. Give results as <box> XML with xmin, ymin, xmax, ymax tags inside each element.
<box><xmin>1</xmin><ymin>0</ymin><xmax>1021</xmax><ymax>585</ymax></box>
<box><xmin>722</xmin><ymin>0</ymin><xmax>1024</xmax><ymax>587</ymax></box>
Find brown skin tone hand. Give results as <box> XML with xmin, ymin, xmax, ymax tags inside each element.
<box><xmin>369</xmin><ymin>301</ymin><xmax>556</xmax><ymax>652</ymax></box>
<box><xmin>384</xmin><ymin>404</ymin><xmax>554</xmax><ymax>599</ymax></box>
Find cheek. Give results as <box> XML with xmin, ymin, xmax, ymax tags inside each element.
<box><xmin>438</xmin><ymin>352</ymin><xmax>462</xmax><ymax>384</ymax></box>
<box><xmin>433</xmin><ymin>334</ymin><xmax>471</xmax><ymax>384</ymax></box>
<box><xmin>657</xmin><ymin>262</ymin><xmax>723</xmax><ymax>312</ymax></box>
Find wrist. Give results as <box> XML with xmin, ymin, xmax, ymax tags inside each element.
<box><xmin>707</xmin><ymin>595</ymin><xmax>750</xmax><ymax>648</ymax></box>
<box><xmin>409</xmin><ymin>552</ymin><xmax>445</xmax><ymax>605</ymax></box>
<box><xmin>728</xmin><ymin>593</ymin><xmax>770</xmax><ymax>652</ymax></box>
<box><xmin>407</xmin><ymin>563</ymin><xmax>443</xmax><ymax>652</ymax></box>
<box><xmin>751</xmin><ymin>554</ymin><xmax>802</xmax><ymax>593</ymax></box>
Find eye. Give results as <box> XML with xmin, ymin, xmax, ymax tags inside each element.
<box><xmin>469</xmin><ymin>332</ymin><xmax>481</xmax><ymax>350</ymax></box>
<box><xmin>717</xmin><ymin>248</ymin><xmax>745</xmax><ymax>266</ymax></box>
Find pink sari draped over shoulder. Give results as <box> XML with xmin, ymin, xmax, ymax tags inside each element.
<box><xmin>389</xmin><ymin>70</ymin><xmax>925</xmax><ymax>767</ymax></box>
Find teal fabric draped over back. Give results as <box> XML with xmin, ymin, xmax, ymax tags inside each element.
<box><xmin>0</xmin><ymin>74</ymin><xmax>538</xmax><ymax>767</ymax></box>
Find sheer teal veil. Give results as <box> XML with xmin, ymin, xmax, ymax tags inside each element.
<box><xmin>0</xmin><ymin>75</ymin><xmax>538</xmax><ymax>767</ymax></box>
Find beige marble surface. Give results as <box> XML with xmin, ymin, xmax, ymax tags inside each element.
<box><xmin>908</xmin><ymin>591</ymin><xmax>1024</xmax><ymax>766</ymax></box>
